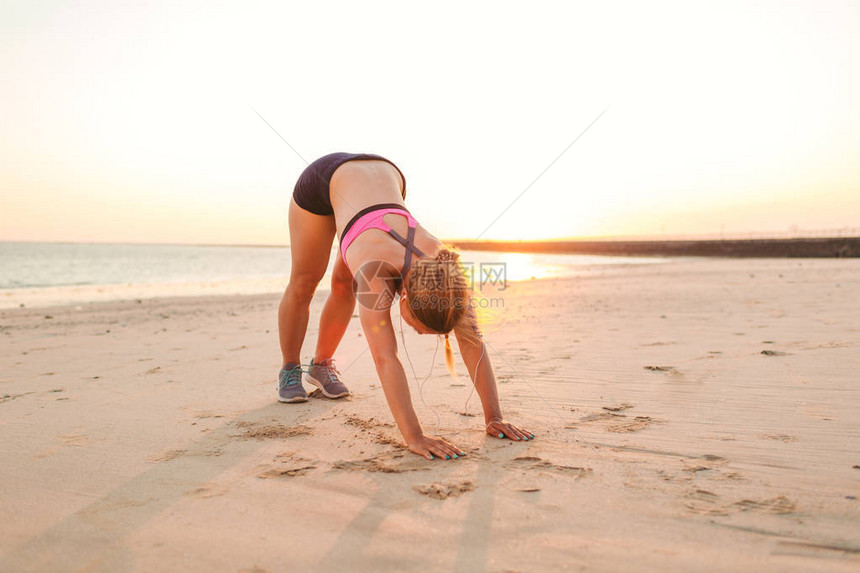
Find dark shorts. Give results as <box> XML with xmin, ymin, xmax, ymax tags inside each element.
<box><xmin>292</xmin><ymin>152</ymin><xmax>407</xmax><ymax>216</ymax></box>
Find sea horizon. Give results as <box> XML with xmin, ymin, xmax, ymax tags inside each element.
<box><xmin>3</xmin><ymin>225</ymin><xmax>860</xmax><ymax>249</ymax></box>
<box><xmin>0</xmin><ymin>241</ymin><xmax>669</xmax><ymax>309</ymax></box>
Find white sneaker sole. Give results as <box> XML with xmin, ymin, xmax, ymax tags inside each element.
<box><xmin>278</xmin><ymin>393</ymin><xmax>308</xmax><ymax>403</ymax></box>
<box><xmin>305</xmin><ymin>374</ymin><xmax>350</xmax><ymax>399</ymax></box>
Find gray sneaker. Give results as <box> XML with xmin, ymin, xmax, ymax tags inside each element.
<box><xmin>278</xmin><ymin>363</ymin><xmax>308</xmax><ymax>403</ymax></box>
<box><xmin>306</xmin><ymin>358</ymin><xmax>350</xmax><ymax>399</ymax></box>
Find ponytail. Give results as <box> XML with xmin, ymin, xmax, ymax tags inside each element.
<box><xmin>444</xmin><ymin>333</ymin><xmax>457</xmax><ymax>378</ymax></box>
<box><xmin>402</xmin><ymin>244</ymin><xmax>483</xmax><ymax>379</ymax></box>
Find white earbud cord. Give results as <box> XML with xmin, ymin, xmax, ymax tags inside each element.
<box><xmin>397</xmin><ymin>312</ymin><xmax>600</xmax><ymax>454</ymax></box>
<box><xmin>398</xmin><ymin>313</ymin><xmax>442</xmax><ymax>430</ymax></box>
<box><xmin>398</xmin><ymin>313</ymin><xmax>486</xmax><ymax>437</ymax></box>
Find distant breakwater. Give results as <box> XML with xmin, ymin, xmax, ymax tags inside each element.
<box><xmin>451</xmin><ymin>237</ymin><xmax>860</xmax><ymax>258</ymax></box>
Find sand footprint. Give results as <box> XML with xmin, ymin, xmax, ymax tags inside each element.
<box><xmin>760</xmin><ymin>434</ymin><xmax>798</xmax><ymax>443</ymax></box>
<box><xmin>761</xmin><ymin>350</ymin><xmax>791</xmax><ymax>356</ymax></box>
<box><xmin>606</xmin><ymin>416</ymin><xmax>662</xmax><ymax>433</ymax></box>
<box><xmin>257</xmin><ymin>465</ymin><xmax>317</xmax><ymax>479</ymax></box>
<box><xmin>685</xmin><ymin>490</ymin><xmax>796</xmax><ymax>516</ymax></box>
<box><xmin>147</xmin><ymin>449</ymin><xmax>186</xmax><ymax>463</ymax></box>
<box><xmin>578</xmin><ymin>411</ymin><xmax>625</xmax><ymax>423</ymax></box>
<box><xmin>59</xmin><ymin>432</ymin><xmax>101</xmax><ymax>447</ymax></box>
<box><xmin>684</xmin><ymin>489</ymin><xmax>729</xmax><ymax>516</ymax></box>
<box><xmin>186</xmin><ymin>484</ymin><xmax>230</xmax><ymax>498</ymax></box>
<box><xmin>505</xmin><ymin>456</ymin><xmax>591</xmax><ymax>478</ymax></box>
<box><xmin>344</xmin><ymin>414</ymin><xmax>404</xmax><ymax>447</ymax></box>
<box><xmin>251</xmin><ymin>450</ymin><xmax>319</xmax><ymax>479</ymax></box>
<box><xmin>332</xmin><ymin>452</ymin><xmax>428</xmax><ymax>474</ymax></box>
<box><xmin>734</xmin><ymin>497</ymin><xmax>797</xmax><ymax>514</ymax></box>
<box><xmin>574</xmin><ymin>409</ymin><xmax>662</xmax><ymax>434</ymax></box>
<box><xmin>234</xmin><ymin>422</ymin><xmax>312</xmax><ymax>440</ymax></box>
<box><xmin>414</xmin><ymin>481</ymin><xmax>475</xmax><ymax>500</ymax></box>
<box><xmin>644</xmin><ymin>365</ymin><xmax>676</xmax><ymax>372</ymax></box>
<box><xmin>683</xmin><ymin>454</ymin><xmax>728</xmax><ymax>476</ymax></box>
<box><xmin>602</xmin><ymin>403</ymin><xmax>634</xmax><ymax>412</ymax></box>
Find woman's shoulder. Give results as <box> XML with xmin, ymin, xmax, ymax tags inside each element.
<box><xmin>351</xmin><ymin>256</ymin><xmax>402</xmax><ymax>310</ymax></box>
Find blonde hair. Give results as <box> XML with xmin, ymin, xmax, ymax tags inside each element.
<box><xmin>403</xmin><ymin>246</ymin><xmax>482</xmax><ymax>376</ymax></box>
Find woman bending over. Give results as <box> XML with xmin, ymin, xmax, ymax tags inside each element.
<box><xmin>278</xmin><ymin>152</ymin><xmax>533</xmax><ymax>460</ymax></box>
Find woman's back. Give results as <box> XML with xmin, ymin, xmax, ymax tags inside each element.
<box><xmin>331</xmin><ymin>160</ymin><xmax>440</xmax><ymax>276</ymax></box>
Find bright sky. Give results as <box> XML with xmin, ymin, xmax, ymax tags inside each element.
<box><xmin>1</xmin><ymin>0</ymin><xmax>858</xmax><ymax>245</ymax></box>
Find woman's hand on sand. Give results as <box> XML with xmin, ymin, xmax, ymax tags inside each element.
<box><xmin>408</xmin><ymin>435</ymin><xmax>466</xmax><ymax>460</ymax></box>
<box><xmin>486</xmin><ymin>419</ymin><xmax>535</xmax><ymax>441</ymax></box>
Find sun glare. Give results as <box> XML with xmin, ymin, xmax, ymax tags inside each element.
<box><xmin>1</xmin><ymin>1</ymin><xmax>857</xmax><ymax>244</ymax></box>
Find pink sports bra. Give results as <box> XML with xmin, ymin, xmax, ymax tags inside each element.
<box><xmin>339</xmin><ymin>203</ymin><xmax>426</xmax><ymax>277</ymax></box>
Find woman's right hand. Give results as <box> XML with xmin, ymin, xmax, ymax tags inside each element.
<box><xmin>408</xmin><ymin>434</ymin><xmax>466</xmax><ymax>460</ymax></box>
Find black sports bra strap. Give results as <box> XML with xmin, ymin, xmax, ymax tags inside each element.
<box><xmin>386</xmin><ymin>228</ymin><xmax>404</xmax><ymax>245</ymax></box>
<box><xmin>408</xmin><ymin>227</ymin><xmax>427</xmax><ymax>258</ymax></box>
<box><xmin>387</xmin><ymin>225</ymin><xmax>426</xmax><ymax>279</ymax></box>
<box><xmin>402</xmin><ymin>226</ymin><xmax>416</xmax><ymax>276</ymax></box>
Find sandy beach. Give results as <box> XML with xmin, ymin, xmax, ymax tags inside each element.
<box><xmin>1</xmin><ymin>257</ymin><xmax>858</xmax><ymax>572</ymax></box>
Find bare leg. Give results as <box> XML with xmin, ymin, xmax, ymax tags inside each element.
<box><xmin>314</xmin><ymin>252</ymin><xmax>356</xmax><ymax>362</ymax></box>
<box><xmin>278</xmin><ymin>198</ymin><xmax>336</xmax><ymax>367</ymax></box>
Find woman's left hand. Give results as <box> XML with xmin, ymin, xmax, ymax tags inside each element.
<box><xmin>486</xmin><ymin>418</ymin><xmax>535</xmax><ymax>441</ymax></box>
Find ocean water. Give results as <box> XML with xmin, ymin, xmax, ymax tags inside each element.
<box><xmin>0</xmin><ymin>242</ymin><xmax>669</xmax><ymax>308</ymax></box>
<box><xmin>0</xmin><ymin>242</ymin><xmax>293</xmax><ymax>290</ymax></box>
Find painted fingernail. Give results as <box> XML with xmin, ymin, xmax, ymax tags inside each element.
<box><xmin>516</xmin><ymin>436</ymin><xmax>521</xmax><ymax>440</ymax></box>
<box><xmin>429</xmin><ymin>454</ymin><xmax>435</xmax><ymax>459</ymax></box>
<box><xmin>498</xmin><ymin>432</ymin><xmax>505</xmax><ymax>438</ymax></box>
<box><xmin>452</xmin><ymin>453</ymin><xmax>458</xmax><ymax>459</ymax></box>
<box><xmin>460</xmin><ymin>451</ymin><xmax>466</xmax><ymax>455</ymax></box>
<box><xmin>445</xmin><ymin>455</ymin><xmax>451</xmax><ymax>459</ymax></box>
<box><xmin>530</xmin><ymin>434</ymin><xmax>535</xmax><ymax>438</ymax></box>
